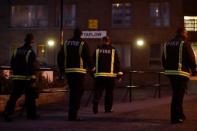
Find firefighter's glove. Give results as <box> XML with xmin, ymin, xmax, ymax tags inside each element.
<box><xmin>90</xmin><ymin>67</ymin><xmax>96</xmax><ymax>78</ymax></box>
<box><xmin>118</xmin><ymin>78</ymin><xmax>122</xmax><ymax>83</ymax></box>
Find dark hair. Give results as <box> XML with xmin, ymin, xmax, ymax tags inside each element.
<box><xmin>24</xmin><ymin>33</ymin><xmax>34</xmax><ymax>43</ymax></box>
<box><xmin>176</xmin><ymin>28</ymin><xmax>185</xmax><ymax>37</ymax></box>
<box><xmin>73</xmin><ymin>28</ymin><xmax>82</xmax><ymax>37</ymax></box>
<box><xmin>102</xmin><ymin>36</ymin><xmax>109</xmax><ymax>41</ymax></box>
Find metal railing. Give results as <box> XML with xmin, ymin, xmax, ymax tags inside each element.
<box><xmin>123</xmin><ymin>70</ymin><xmax>166</xmax><ymax>102</ymax></box>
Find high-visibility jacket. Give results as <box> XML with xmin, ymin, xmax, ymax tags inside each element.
<box><xmin>162</xmin><ymin>37</ymin><xmax>196</xmax><ymax>78</ymax></box>
<box><xmin>11</xmin><ymin>44</ymin><xmax>37</xmax><ymax>80</ymax></box>
<box><xmin>57</xmin><ymin>37</ymin><xmax>92</xmax><ymax>74</ymax></box>
<box><xmin>93</xmin><ymin>44</ymin><xmax>123</xmax><ymax>78</ymax></box>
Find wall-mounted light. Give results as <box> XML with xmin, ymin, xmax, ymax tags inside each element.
<box><xmin>47</xmin><ymin>39</ymin><xmax>56</xmax><ymax>66</ymax></box>
<box><xmin>136</xmin><ymin>39</ymin><xmax>144</xmax><ymax>47</ymax></box>
<box><xmin>41</xmin><ymin>49</ymin><xmax>45</xmax><ymax>53</ymax></box>
<box><xmin>116</xmin><ymin>3</ymin><xmax>120</xmax><ymax>7</ymax></box>
<box><xmin>47</xmin><ymin>40</ymin><xmax>55</xmax><ymax>47</ymax></box>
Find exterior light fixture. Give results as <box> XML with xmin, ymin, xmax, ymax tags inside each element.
<box><xmin>136</xmin><ymin>39</ymin><xmax>144</xmax><ymax>47</ymax></box>
<box><xmin>47</xmin><ymin>40</ymin><xmax>55</xmax><ymax>47</ymax></box>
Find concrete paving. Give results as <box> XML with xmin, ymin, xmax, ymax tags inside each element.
<box><xmin>1</xmin><ymin>91</ymin><xmax>197</xmax><ymax>131</ymax></box>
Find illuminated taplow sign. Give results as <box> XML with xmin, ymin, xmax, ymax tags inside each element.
<box><xmin>81</xmin><ymin>31</ymin><xmax>107</xmax><ymax>39</ymax></box>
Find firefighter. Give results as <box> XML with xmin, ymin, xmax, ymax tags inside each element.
<box><xmin>3</xmin><ymin>33</ymin><xmax>39</xmax><ymax>122</ymax></box>
<box><xmin>92</xmin><ymin>36</ymin><xmax>123</xmax><ymax>114</ymax></box>
<box><xmin>57</xmin><ymin>28</ymin><xmax>93</xmax><ymax>121</ymax></box>
<box><xmin>162</xmin><ymin>28</ymin><xmax>196</xmax><ymax>124</ymax></box>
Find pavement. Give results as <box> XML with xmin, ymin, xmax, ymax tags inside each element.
<box><xmin>1</xmin><ymin>87</ymin><xmax>197</xmax><ymax>131</ymax></box>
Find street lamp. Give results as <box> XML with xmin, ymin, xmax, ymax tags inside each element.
<box><xmin>60</xmin><ymin>0</ymin><xmax>64</xmax><ymax>45</ymax></box>
<box><xmin>130</xmin><ymin>38</ymin><xmax>145</xmax><ymax>70</ymax></box>
<box><xmin>136</xmin><ymin>39</ymin><xmax>144</xmax><ymax>47</ymax></box>
<box><xmin>47</xmin><ymin>40</ymin><xmax>55</xmax><ymax>47</ymax></box>
<box><xmin>47</xmin><ymin>40</ymin><xmax>56</xmax><ymax>67</ymax></box>
<box><xmin>128</xmin><ymin>38</ymin><xmax>145</xmax><ymax>102</ymax></box>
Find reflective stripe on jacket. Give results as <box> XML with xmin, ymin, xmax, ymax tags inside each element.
<box><xmin>94</xmin><ymin>46</ymin><xmax>123</xmax><ymax>77</ymax></box>
<box><xmin>11</xmin><ymin>44</ymin><xmax>37</xmax><ymax>76</ymax></box>
<box><xmin>162</xmin><ymin>39</ymin><xmax>196</xmax><ymax>78</ymax></box>
<box><xmin>11</xmin><ymin>75</ymin><xmax>36</xmax><ymax>80</ymax></box>
<box><xmin>64</xmin><ymin>41</ymin><xmax>87</xmax><ymax>74</ymax></box>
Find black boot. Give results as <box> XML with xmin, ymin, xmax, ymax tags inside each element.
<box><xmin>93</xmin><ymin>103</ymin><xmax>98</xmax><ymax>114</ymax></box>
<box><xmin>3</xmin><ymin>112</ymin><xmax>13</xmax><ymax>122</ymax></box>
<box><xmin>171</xmin><ymin>118</ymin><xmax>184</xmax><ymax>124</ymax></box>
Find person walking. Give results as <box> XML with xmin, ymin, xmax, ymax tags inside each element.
<box><xmin>92</xmin><ymin>36</ymin><xmax>123</xmax><ymax>114</ymax></box>
<box><xmin>57</xmin><ymin>28</ymin><xmax>93</xmax><ymax>121</ymax></box>
<box><xmin>162</xmin><ymin>28</ymin><xmax>196</xmax><ymax>124</ymax></box>
<box><xmin>3</xmin><ymin>33</ymin><xmax>39</xmax><ymax>122</ymax></box>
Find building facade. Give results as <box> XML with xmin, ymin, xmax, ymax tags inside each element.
<box><xmin>0</xmin><ymin>0</ymin><xmax>185</xmax><ymax>70</ymax></box>
<box><xmin>183</xmin><ymin>0</ymin><xmax>197</xmax><ymax>63</ymax></box>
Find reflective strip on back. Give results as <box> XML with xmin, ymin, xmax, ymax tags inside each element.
<box><xmin>11</xmin><ymin>75</ymin><xmax>36</xmax><ymax>80</ymax></box>
<box><xmin>79</xmin><ymin>41</ymin><xmax>84</xmax><ymax>68</ymax></box>
<box><xmin>94</xmin><ymin>72</ymin><xmax>117</xmax><ymax>77</ymax></box>
<box><xmin>178</xmin><ymin>41</ymin><xmax>184</xmax><ymax>71</ymax></box>
<box><xmin>164</xmin><ymin>70</ymin><xmax>190</xmax><ymax>78</ymax></box>
<box><xmin>79</xmin><ymin>41</ymin><xmax>84</xmax><ymax>55</ymax></box>
<box><xmin>111</xmin><ymin>49</ymin><xmax>115</xmax><ymax>73</ymax></box>
<box><xmin>163</xmin><ymin>42</ymin><xmax>167</xmax><ymax>59</ymax></box>
<box><xmin>65</xmin><ymin>68</ymin><xmax>87</xmax><ymax>74</ymax></box>
<box><xmin>64</xmin><ymin>41</ymin><xmax>67</xmax><ymax>67</ymax></box>
<box><xmin>25</xmin><ymin>50</ymin><xmax>32</xmax><ymax>63</ymax></box>
<box><xmin>13</xmin><ymin>48</ymin><xmax>18</xmax><ymax>58</ymax></box>
<box><xmin>95</xmin><ymin>49</ymin><xmax>99</xmax><ymax>73</ymax></box>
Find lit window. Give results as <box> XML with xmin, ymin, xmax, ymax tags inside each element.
<box><xmin>112</xmin><ymin>3</ymin><xmax>132</xmax><ymax>26</ymax></box>
<box><xmin>184</xmin><ymin>16</ymin><xmax>197</xmax><ymax>32</ymax></box>
<box><xmin>11</xmin><ymin>5</ymin><xmax>48</xmax><ymax>28</ymax></box>
<box><xmin>149</xmin><ymin>2</ymin><xmax>170</xmax><ymax>27</ymax></box>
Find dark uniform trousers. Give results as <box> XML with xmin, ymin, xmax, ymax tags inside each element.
<box><xmin>93</xmin><ymin>77</ymin><xmax>115</xmax><ymax>111</ymax></box>
<box><xmin>4</xmin><ymin>80</ymin><xmax>37</xmax><ymax>117</ymax></box>
<box><xmin>169</xmin><ymin>75</ymin><xmax>188</xmax><ymax>121</ymax></box>
<box><xmin>66</xmin><ymin>73</ymin><xmax>85</xmax><ymax>119</ymax></box>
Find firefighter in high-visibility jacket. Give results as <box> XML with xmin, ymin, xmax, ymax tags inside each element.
<box><xmin>92</xmin><ymin>36</ymin><xmax>123</xmax><ymax>114</ymax></box>
<box><xmin>57</xmin><ymin>28</ymin><xmax>93</xmax><ymax>121</ymax></box>
<box><xmin>4</xmin><ymin>33</ymin><xmax>39</xmax><ymax>122</ymax></box>
<box><xmin>162</xmin><ymin>28</ymin><xmax>196</xmax><ymax>124</ymax></box>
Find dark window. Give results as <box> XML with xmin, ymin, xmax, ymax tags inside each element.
<box><xmin>149</xmin><ymin>44</ymin><xmax>161</xmax><ymax>67</ymax></box>
<box><xmin>56</xmin><ymin>4</ymin><xmax>76</xmax><ymax>27</ymax></box>
<box><xmin>112</xmin><ymin>3</ymin><xmax>131</xmax><ymax>27</ymax></box>
<box><xmin>149</xmin><ymin>2</ymin><xmax>170</xmax><ymax>27</ymax></box>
